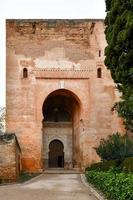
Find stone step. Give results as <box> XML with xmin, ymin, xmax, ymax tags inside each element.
<box><xmin>43</xmin><ymin>168</ymin><xmax>82</xmax><ymax>174</ymax></box>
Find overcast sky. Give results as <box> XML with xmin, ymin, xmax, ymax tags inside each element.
<box><xmin>0</xmin><ymin>0</ymin><xmax>106</xmax><ymax>107</ymax></box>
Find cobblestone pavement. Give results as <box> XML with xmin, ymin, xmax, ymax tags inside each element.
<box><xmin>0</xmin><ymin>174</ymin><xmax>98</xmax><ymax>200</ymax></box>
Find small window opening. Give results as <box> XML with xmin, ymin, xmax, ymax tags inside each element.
<box><xmin>97</xmin><ymin>68</ymin><xmax>102</xmax><ymax>78</ymax></box>
<box><xmin>32</xmin><ymin>22</ymin><xmax>36</xmax><ymax>34</ymax></box>
<box><xmin>23</xmin><ymin>68</ymin><xmax>28</xmax><ymax>78</ymax></box>
<box><xmin>99</xmin><ymin>50</ymin><xmax>101</xmax><ymax>57</ymax></box>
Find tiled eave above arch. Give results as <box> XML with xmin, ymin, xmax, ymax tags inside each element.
<box><xmin>33</xmin><ymin>68</ymin><xmax>92</xmax><ymax>79</ymax></box>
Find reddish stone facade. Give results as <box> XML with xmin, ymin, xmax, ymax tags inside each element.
<box><xmin>0</xmin><ymin>134</ymin><xmax>21</xmax><ymax>182</ymax></box>
<box><xmin>6</xmin><ymin>19</ymin><xmax>125</xmax><ymax>172</ymax></box>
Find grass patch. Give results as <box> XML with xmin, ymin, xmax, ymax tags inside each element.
<box><xmin>18</xmin><ymin>171</ymin><xmax>41</xmax><ymax>183</ymax></box>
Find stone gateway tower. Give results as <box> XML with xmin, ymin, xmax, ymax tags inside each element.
<box><xmin>6</xmin><ymin>19</ymin><xmax>124</xmax><ymax>172</ymax></box>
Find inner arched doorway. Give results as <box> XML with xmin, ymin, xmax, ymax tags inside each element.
<box><xmin>49</xmin><ymin>140</ymin><xmax>64</xmax><ymax>168</ymax></box>
<box><xmin>42</xmin><ymin>89</ymin><xmax>81</xmax><ymax>170</ymax></box>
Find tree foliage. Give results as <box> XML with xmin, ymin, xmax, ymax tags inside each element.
<box><xmin>104</xmin><ymin>0</ymin><xmax>133</xmax><ymax>131</ymax></box>
<box><xmin>95</xmin><ymin>133</ymin><xmax>133</xmax><ymax>161</ymax></box>
<box><xmin>0</xmin><ymin>107</ymin><xmax>5</xmax><ymax>132</ymax></box>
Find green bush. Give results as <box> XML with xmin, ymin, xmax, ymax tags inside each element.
<box><xmin>95</xmin><ymin>133</ymin><xmax>133</xmax><ymax>161</ymax></box>
<box><xmin>122</xmin><ymin>157</ymin><xmax>133</xmax><ymax>172</ymax></box>
<box><xmin>86</xmin><ymin>170</ymin><xmax>133</xmax><ymax>200</ymax></box>
<box><xmin>86</xmin><ymin>160</ymin><xmax>121</xmax><ymax>172</ymax></box>
<box><xmin>18</xmin><ymin>171</ymin><xmax>40</xmax><ymax>183</ymax></box>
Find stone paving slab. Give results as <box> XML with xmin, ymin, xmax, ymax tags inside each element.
<box><xmin>0</xmin><ymin>174</ymin><xmax>99</xmax><ymax>200</ymax></box>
